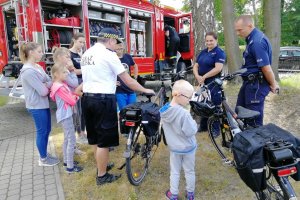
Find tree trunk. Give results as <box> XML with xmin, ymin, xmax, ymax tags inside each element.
<box><xmin>263</xmin><ymin>0</ymin><xmax>281</xmax><ymax>81</ymax></box>
<box><xmin>251</xmin><ymin>0</ymin><xmax>259</xmax><ymax>26</ymax></box>
<box><xmin>191</xmin><ymin>0</ymin><xmax>216</xmax><ymax>56</ymax></box>
<box><xmin>222</xmin><ymin>0</ymin><xmax>242</xmax><ymax>73</ymax></box>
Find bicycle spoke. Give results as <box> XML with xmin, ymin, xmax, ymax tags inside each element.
<box><xmin>126</xmin><ymin>126</ymin><xmax>149</xmax><ymax>186</ymax></box>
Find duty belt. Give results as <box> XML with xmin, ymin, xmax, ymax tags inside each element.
<box><xmin>242</xmin><ymin>73</ymin><xmax>263</xmax><ymax>82</ymax></box>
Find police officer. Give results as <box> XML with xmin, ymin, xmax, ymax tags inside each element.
<box><xmin>164</xmin><ymin>25</ymin><xmax>180</xmax><ymax>69</ymax></box>
<box><xmin>192</xmin><ymin>31</ymin><xmax>226</xmax><ymax>135</ymax></box>
<box><xmin>80</xmin><ymin>28</ymin><xmax>154</xmax><ymax>185</ymax></box>
<box><xmin>234</xmin><ymin>15</ymin><xmax>279</xmax><ymax>126</ymax></box>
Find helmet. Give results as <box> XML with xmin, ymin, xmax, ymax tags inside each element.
<box><xmin>190</xmin><ymin>100</ymin><xmax>216</xmax><ymax>118</ymax></box>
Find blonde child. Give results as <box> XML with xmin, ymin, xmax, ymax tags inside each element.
<box><xmin>50</xmin><ymin>64</ymin><xmax>83</xmax><ymax>173</ymax></box>
<box><xmin>159</xmin><ymin>80</ymin><xmax>198</xmax><ymax>200</ymax></box>
<box><xmin>53</xmin><ymin>47</ymin><xmax>86</xmax><ymax>154</ymax></box>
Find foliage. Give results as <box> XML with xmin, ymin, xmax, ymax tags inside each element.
<box><xmin>181</xmin><ymin>0</ymin><xmax>191</xmax><ymax>12</ymax></box>
<box><xmin>281</xmin><ymin>0</ymin><xmax>300</xmax><ymax>45</ymax></box>
<box><xmin>280</xmin><ymin>74</ymin><xmax>300</xmax><ymax>89</ymax></box>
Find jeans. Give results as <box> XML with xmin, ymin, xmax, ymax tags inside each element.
<box><xmin>116</xmin><ymin>93</ymin><xmax>137</xmax><ymax>111</ymax></box>
<box><xmin>27</xmin><ymin>108</ymin><xmax>51</xmax><ymax>158</ymax></box>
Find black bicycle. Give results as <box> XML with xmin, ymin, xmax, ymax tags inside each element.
<box><xmin>119</xmin><ymin>71</ymin><xmax>186</xmax><ymax>186</ymax></box>
<box><xmin>190</xmin><ymin>69</ymin><xmax>299</xmax><ymax>199</ymax></box>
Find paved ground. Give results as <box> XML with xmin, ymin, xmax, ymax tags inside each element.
<box><xmin>0</xmin><ymin>101</ymin><xmax>65</xmax><ymax>200</ymax></box>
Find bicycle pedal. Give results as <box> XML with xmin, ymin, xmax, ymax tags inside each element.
<box><xmin>123</xmin><ymin>151</ymin><xmax>130</xmax><ymax>158</ymax></box>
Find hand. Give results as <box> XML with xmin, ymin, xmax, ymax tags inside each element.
<box><xmin>196</xmin><ymin>75</ymin><xmax>205</xmax><ymax>85</ymax></box>
<box><xmin>143</xmin><ymin>89</ymin><xmax>155</xmax><ymax>95</ymax></box>
<box><xmin>270</xmin><ymin>82</ymin><xmax>280</xmax><ymax>94</ymax></box>
<box><xmin>66</xmin><ymin>60</ymin><xmax>75</xmax><ymax>71</ymax></box>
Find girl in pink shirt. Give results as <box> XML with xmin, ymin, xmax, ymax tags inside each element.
<box><xmin>50</xmin><ymin>64</ymin><xmax>83</xmax><ymax>173</ymax></box>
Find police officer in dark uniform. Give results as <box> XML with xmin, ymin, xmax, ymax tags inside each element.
<box><xmin>234</xmin><ymin>15</ymin><xmax>279</xmax><ymax>126</ymax></box>
<box><xmin>164</xmin><ymin>25</ymin><xmax>180</xmax><ymax>69</ymax></box>
<box><xmin>193</xmin><ymin>32</ymin><xmax>226</xmax><ymax>135</ymax></box>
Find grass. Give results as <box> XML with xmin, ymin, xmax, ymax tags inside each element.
<box><xmin>279</xmin><ymin>73</ymin><xmax>300</xmax><ymax>89</ymax></box>
<box><xmin>0</xmin><ymin>96</ymin><xmax>8</xmax><ymax>107</ymax></box>
<box><xmin>51</xmin><ymin>74</ymin><xmax>300</xmax><ymax>200</ymax></box>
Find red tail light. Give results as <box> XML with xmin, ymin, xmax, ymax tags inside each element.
<box><xmin>125</xmin><ymin>121</ymin><xmax>135</xmax><ymax>126</ymax></box>
<box><xmin>278</xmin><ymin>167</ymin><xmax>297</xmax><ymax>177</ymax></box>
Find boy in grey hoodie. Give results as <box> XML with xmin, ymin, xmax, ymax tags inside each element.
<box><xmin>160</xmin><ymin>80</ymin><xmax>198</xmax><ymax>200</ymax></box>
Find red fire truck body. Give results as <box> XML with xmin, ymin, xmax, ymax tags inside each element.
<box><xmin>0</xmin><ymin>0</ymin><xmax>194</xmax><ymax>82</ymax></box>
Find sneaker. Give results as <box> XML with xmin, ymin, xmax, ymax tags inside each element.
<box><xmin>38</xmin><ymin>156</ymin><xmax>60</xmax><ymax>167</ymax></box>
<box><xmin>96</xmin><ymin>173</ymin><xmax>121</xmax><ymax>185</ymax></box>
<box><xmin>63</xmin><ymin>161</ymin><xmax>79</xmax><ymax>167</ymax></box>
<box><xmin>76</xmin><ymin>135</ymin><xmax>88</xmax><ymax>144</ymax></box>
<box><xmin>74</xmin><ymin>146</ymin><xmax>85</xmax><ymax>155</ymax></box>
<box><xmin>66</xmin><ymin>165</ymin><xmax>83</xmax><ymax>173</ymax></box>
<box><xmin>186</xmin><ymin>191</ymin><xmax>195</xmax><ymax>200</ymax></box>
<box><xmin>47</xmin><ymin>153</ymin><xmax>58</xmax><ymax>161</ymax></box>
<box><xmin>166</xmin><ymin>190</ymin><xmax>178</xmax><ymax>200</ymax></box>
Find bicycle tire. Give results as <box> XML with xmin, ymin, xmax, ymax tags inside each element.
<box><xmin>255</xmin><ymin>166</ymin><xmax>298</xmax><ymax>200</ymax></box>
<box><xmin>208</xmin><ymin>115</ymin><xmax>234</xmax><ymax>165</ymax></box>
<box><xmin>125</xmin><ymin>125</ymin><xmax>150</xmax><ymax>186</ymax></box>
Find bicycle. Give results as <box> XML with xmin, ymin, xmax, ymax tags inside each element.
<box><xmin>190</xmin><ymin>69</ymin><xmax>299</xmax><ymax>199</ymax></box>
<box><xmin>118</xmin><ymin>71</ymin><xmax>186</xmax><ymax>186</ymax></box>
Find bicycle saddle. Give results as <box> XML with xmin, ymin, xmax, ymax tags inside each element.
<box><xmin>236</xmin><ymin>106</ymin><xmax>260</xmax><ymax>119</ymax></box>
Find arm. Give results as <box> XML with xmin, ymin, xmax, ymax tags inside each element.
<box><xmin>193</xmin><ymin>62</ymin><xmax>204</xmax><ymax>85</ymax></box>
<box><xmin>202</xmin><ymin>63</ymin><xmax>223</xmax><ymax>80</ymax></box>
<box><xmin>261</xmin><ymin>65</ymin><xmax>279</xmax><ymax>93</ymax></box>
<box><xmin>22</xmin><ymin>70</ymin><xmax>49</xmax><ymax>96</ymax></box>
<box><xmin>181</xmin><ymin>113</ymin><xmax>198</xmax><ymax>137</ymax></box>
<box><xmin>133</xmin><ymin>63</ymin><xmax>138</xmax><ymax>79</ymax></box>
<box><xmin>65</xmin><ymin>72</ymin><xmax>79</xmax><ymax>89</ymax></box>
<box><xmin>118</xmin><ymin>72</ymin><xmax>154</xmax><ymax>94</ymax></box>
<box><xmin>74</xmin><ymin>83</ymin><xmax>83</xmax><ymax>97</ymax></box>
<box><xmin>56</xmin><ymin>87</ymin><xmax>78</xmax><ymax>106</ymax></box>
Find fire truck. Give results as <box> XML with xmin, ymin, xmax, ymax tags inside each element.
<box><xmin>0</xmin><ymin>0</ymin><xmax>194</xmax><ymax>98</ymax></box>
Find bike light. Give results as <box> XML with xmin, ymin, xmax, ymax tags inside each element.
<box><xmin>125</xmin><ymin>121</ymin><xmax>135</xmax><ymax>126</ymax></box>
<box><xmin>278</xmin><ymin>166</ymin><xmax>297</xmax><ymax>177</ymax></box>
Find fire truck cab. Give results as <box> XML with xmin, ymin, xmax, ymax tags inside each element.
<box><xmin>0</xmin><ymin>0</ymin><xmax>194</xmax><ymax>98</ymax></box>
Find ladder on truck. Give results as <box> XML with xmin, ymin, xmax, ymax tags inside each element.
<box><xmin>9</xmin><ymin>0</ymin><xmax>29</xmax><ymax>99</ymax></box>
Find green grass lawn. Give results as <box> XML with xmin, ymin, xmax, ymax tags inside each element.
<box><xmin>0</xmin><ymin>96</ymin><xmax>8</xmax><ymax>107</ymax></box>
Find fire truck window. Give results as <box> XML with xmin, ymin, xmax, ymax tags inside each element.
<box><xmin>179</xmin><ymin>18</ymin><xmax>190</xmax><ymax>34</ymax></box>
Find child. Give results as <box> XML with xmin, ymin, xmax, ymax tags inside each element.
<box><xmin>20</xmin><ymin>42</ymin><xmax>59</xmax><ymax>167</ymax></box>
<box><xmin>53</xmin><ymin>47</ymin><xmax>87</xmax><ymax>154</ymax></box>
<box><xmin>159</xmin><ymin>80</ymin><xmax>198</xmax><ymax>200</ymax></box>
<box><xmin>50</xmin><ymin>64</ymin><xmax>83</xmax><ymax>173</ymax></box>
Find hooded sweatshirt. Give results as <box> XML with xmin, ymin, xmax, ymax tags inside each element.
<box><xmin>20</xmin><ymin>63</ymin><xmax>52</xmax><ymax>109</ymax></box>
<box><xmin>160</xmin><ymin>103</ymin><xmax>198</xmax><ymax>154</ymax></box>
<box><xmin>50</xmin><ymin>82</ymin><xmax>78</xmax><ymax>123</ymax></box>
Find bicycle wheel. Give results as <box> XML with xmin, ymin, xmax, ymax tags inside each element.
<box><xmin>255</xmin><ymin>166</ymin><xmax>297</xmax><ymax>200</ymax></box>
<box><xmin>208</xmin><ymin>116</ymin><xmax>234</xmax><ymax>166</ymax></box>
<box><xmin>125</xmin><ymin>125</ymin><xmax>150</xmax><ymax>186</ymax></box>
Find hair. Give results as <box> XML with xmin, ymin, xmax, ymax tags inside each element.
<box><xmin>97</xmin><ymin>37</ymin><xmax>111</xmax><ymax>44</ymax></box>
<box><xmin>205</xmin><ymin>31</ymin><xmax>218</xmax><ymax>40</ymax></box>
<box><xmin>235</xmin><ymin>15</ymin><xmax>254</xmax><ymax>25</ymax></box>
<box><xmin>52</xmin><ymin>47</ymin><xmax>70</xmax><ymax>63</ymax></box>
<box><xmin>51</xmin><ymin>63</ymin><xmax>67</xmax><ymax>81</ymax></box>
<box><xmin>172</xmin><ymin>80</ymin><xmax>194</xmax><ymax>96</ymax></box>
<box><xmin>69</xmin><ymin>33</ymin><xmax>85</xmax><ymax>48</ymax></box>
<box><xmin>19</xmin><ymin>42</ymin><xmax>41</xmax><ymax>63</ymax></box>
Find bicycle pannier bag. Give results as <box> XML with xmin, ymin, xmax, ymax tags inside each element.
<box><xmin>232</xmin><ymin>123</ymin><xmax>300</xmax><ymax>191</ymax></box>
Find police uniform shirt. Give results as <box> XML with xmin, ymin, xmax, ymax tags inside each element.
<box><xmin>70</xmin><ymin>51</ymin><xmax>82</xmax><ymax>78</ymax></box>
<box><xmin>116</xmin><ymin>54</ymin><xmax>135</xmax><ymax>94</ymax></box>
<box><xmin>80</xmin><ymin>43</ymin><xmax>125</xmax><ymax>94</ymax></box>
<box><xmin>196</xmin><ymin>45</ymin><xmax>225</xmax><ymax>82</ymax></box>
<box><xmin>242</xmin><ymin>28</ymin><xmax>272</xmax><ymax>76</ymax></box>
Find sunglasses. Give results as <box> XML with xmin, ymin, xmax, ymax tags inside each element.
<box><xmin>180</xmin><ymin>94</ymin><xmax>192</xmax><ymax>100</ymax></box>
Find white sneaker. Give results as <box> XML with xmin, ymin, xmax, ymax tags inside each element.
<box><xmin>76</xmin><ymin>135</ymin><xmax>88</xmax><ymax>144</ymax></box>
<box><xmin>74</xmin><ymin>146</ymin><xmax>85</xmax><ymax>155</ymax></box>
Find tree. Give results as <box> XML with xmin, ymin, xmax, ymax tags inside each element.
<box><xmin>190</xmin><ymin>0</ymin><xmax>216</xmax><ymax>55</ymax></box>
<box><xmin>263</xmin><ymin>0</ymin><xmax>281</xmax><ymax>80</ymax></box>
<box><xmin>221</xmin><ymin>0</ymin><xmax>242</xmax><ymax>73</ymax></box>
